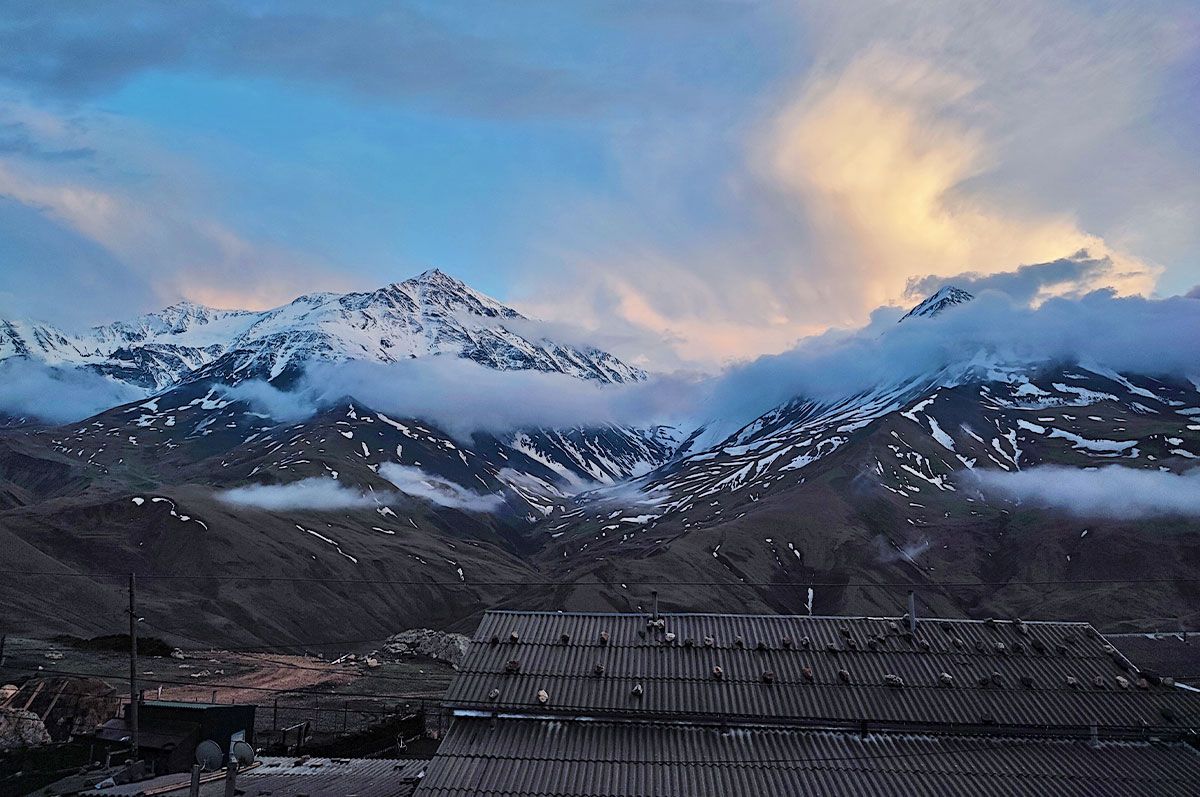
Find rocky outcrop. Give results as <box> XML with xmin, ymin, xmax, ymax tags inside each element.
<box><xmin>5</xmin><ymin>676</ymin><xmax>119</xmax><ymax>742</ymax></box>
<box><xmin>0</xmin><ymin>708</ymin><xmax>51</xmax><ymax>750</ymax></box>
<box><xmin>382</xmin><ymin>629</ymin><xmax>470</xmax><ymax>668</ymax></box>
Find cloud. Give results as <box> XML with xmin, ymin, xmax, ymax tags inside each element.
<box><xmin>217</xmin><ymin>476</ymin><xmax>376</xmax><ymax>511</ymax></box>
<box><xmin>0</xmin><ymin>122</ymin><xmax>94</xmax><ymax>161</ymax></box>
<box><xmin>226</xmin><ymin>357</ymin><xmax>701</xmax><ymax>441</ymax></box>
<box><xmin>0</xmin><ymin>3</ymin><xmax>602</xmax><ymax>119</ymax></box>
<box><xmin>221</xmin><ymin>288</ymin><xmax>1200</xmax><ymax>445</ymax></box>
<box><xmin>695</xmin><ymin>289</ymin><xmax>1200</xmax><ymax>435</ymax></box>
<box><xmin>0</xmin><ymin>158</ymin><xmax>342</xmax><ymax>318</ymax></box>
<box><xmin>216</xmin><ymin>469</ymin><xmax>507</xmax><ymax>515</ymax></box>
<box><xmin>0</xmin><ymin>360</ymin><xmax>142</xmax><ymax>423</ymax></box>
<box><xmin>904</xmin><ymin>252</ymin><xmax>1143</xmax><ymax>306</ymax></box>
<box><xmin>973</xmin><ymin>466</ymin><xmax>1200</xmax><ymax>519</ymax></box>
<box><xmin>757</xmin><ymin>45</ymin><xmax>1159</xmax><ymax>310</ymax></box>
<box><xmin>519</xmin><ymin>1</ymin><xmax>1191</xmax><ymax>367</ymax></box>
<box><xmin>379</xmin><ymin>464</ymin><xmax>504</xmax><ymax>513</ymax></box>
<box><xmin>221</xmin><ymin>380</ymin><xmax>314</xmax><ymax>424</ymax></box>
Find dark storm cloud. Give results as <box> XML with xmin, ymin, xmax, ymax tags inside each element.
<box><xmin>0</xmin><ymin>1</ymin><xmax>604</xmax><ymax>118</ymax></box>
<box><xmin>0</xmin><ymin>122</ymin><xmax>94</xmax><ymax>162</ymax></box>
<box><xmin>904</xmin><ymin>252</ymin><xmax>1119</xmax><ymax>305</ymax></box>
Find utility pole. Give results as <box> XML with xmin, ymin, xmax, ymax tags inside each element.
<box><xmin>223</xmin><ymin>762</ymin><xmax>238</xmax><ymax>797</ymax></box>
<box><xmin>128</xmin><ymin>573</ymin><xmax>139</xmax><ymax>762</ymax></box>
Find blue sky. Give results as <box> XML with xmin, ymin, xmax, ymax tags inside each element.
<box><xmin>0</xmin><ymin>1</ymin><xmax>1196</xmax><ymax>366</ymax></box>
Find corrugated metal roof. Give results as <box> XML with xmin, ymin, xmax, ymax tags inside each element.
<box><xmin>413</xmin><ymin>718</ymin><xmax>1200</xmax><ymax>797</ymax></box>
<box><xmin>208</xmin><ymin>757</ymin><xmax>428</xmax><ymax>797</ymax></box>
<box><xmin>93</xmin><ymin>757</ymin><xmax>428</xmax><ymax>796</ymax></box>
<box><xmin>445</xmin><ymin>612</ymin><xmax>1200</xmax><ymax>735</ymax></box>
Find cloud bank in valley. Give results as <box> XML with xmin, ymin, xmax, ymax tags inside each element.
<box><xmin>973</xmin><ymin>466</ymin><xmax>1200</xmax><ymax>519</ymax></box>
<box><xmin>216</xmin><ymin>468</ymin><xmax>506</xmax><ymax>514</ymax></box>
<box><xmin>379</xmin><ymin>464</ymin><xmax>504</xmax><ymax>513</ymax></box>
<box><xmin>222</xmin><ymin>357</ymin><xmax>705</xmax><ymax>440</ymax></box>
<box><xmin>217</xmin><ymin>477</ymin><xmax>376</xmax><ymax>511</ymax></box>
<box><xmin>0</xmin><ymin>359</ymin><xmax>142</xmax><ymax>423</ymax></box>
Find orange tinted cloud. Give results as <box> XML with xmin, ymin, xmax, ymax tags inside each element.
<box><xmin>758</xmin><ymin>48</ymin><xmax>1159</xmax><ymax>309</ymax></box>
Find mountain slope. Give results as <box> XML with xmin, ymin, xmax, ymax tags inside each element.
<box><xmin>525</xmin><ymin>289</ymin><xmax>1200</xmax><ymax>628</ymax></box>
<box><xmin>1</xmin><ymin>283</ymin><xmax>1197</xmax><ymax>645</ymax></box>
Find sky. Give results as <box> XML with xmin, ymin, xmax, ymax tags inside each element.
<box><xmin>0</xmin><ymin>1</ymin><xmax>1197</xmax><ymax>369</ymax></box>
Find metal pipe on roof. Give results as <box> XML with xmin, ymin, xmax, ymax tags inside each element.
<box><xmin>907</xmin><ymin>591</ymin><xmax>917</xmax><ymax>633</ymax></box>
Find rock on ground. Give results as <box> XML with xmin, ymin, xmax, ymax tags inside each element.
<box><xmin>382</xmin><ymin>629</ymin><xmax>470</xmax><ymax>668</ymax></box>
<box><xmin>0</xmin><ymin>708</ymin><xmax>52</xmax><ymax>750</ymax></box>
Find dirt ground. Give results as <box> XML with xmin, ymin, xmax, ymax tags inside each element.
<box><xmin>0</xmin><ymin>636</ymin><xmax>454</xmax><ymax>738</ymax></box>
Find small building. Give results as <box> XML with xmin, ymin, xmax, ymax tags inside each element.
<box><xmin>414</xmin><ymin>611</ymin><xmax>1200</xmax><ymax>796</ymax></box>
<box><xmin>94</xmin><ymin>701</ymin><xmax>255</xmax><ymax>775</ymax></box>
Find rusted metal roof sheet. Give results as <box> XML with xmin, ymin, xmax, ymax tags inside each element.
<box><xmin>413</xmin><ymin>718</ymin><xmax>1200</xmax><ymax>797</ymax></box>
<box><xmin>445</xmin><ymin>612</ymin><xmax>1200</xmax><ymax>734</ymax></box>
<box><xmin>206</xmin><ymin>757</ymin><xmax>428</xmax><ymax>797</ymax></box>
<box><xmin>94</xmin><ymin>757</ymin><xmax>429</xmax><ymax>796</ymax></box>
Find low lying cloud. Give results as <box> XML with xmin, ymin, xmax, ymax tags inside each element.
<box><xmin>0</xmin><ymin>359</ymin><xmax>142</xmax><ymax>423</ymax></box>
<box><xmin>973</xmin><ymin>466</ymin><xmax>1200</xmax><ymax>519</ymax></box>
<box><xmin>217</xmin><ymin>477</ymin><xmax>375</xmax><ymax>511</ymax></box>
<box><xmin>224</xmin><ymin>357</ymin><xmax>703</xmax><ymax>440</ymax></box>
<box><xmin>222</xmin><ymin>379</ymin><xmax>315</xmax><ymax>424</ymax></box>
<box><xmin>218</xmin><ymin>469</ymin><xmax>506</xmax><ymax>514</ymax></box>
<box><xmin>379</xmin><ymin>464</ymin><xmax>504</xmax><ymax>512</ymax></box>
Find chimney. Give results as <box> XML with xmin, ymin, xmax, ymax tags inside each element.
<box><xmin>652</xmin><ymin>590</ymin><xmax>659</xmax><ymax>620</ymax></box>
<box><xmin>907</xmin><ymin>591</ymin><xmax>917</xmax><ymax>633</ymax></box>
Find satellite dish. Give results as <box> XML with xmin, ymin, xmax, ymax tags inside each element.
<box><xmin>232</xmin><ymin>740</ymin><xmax>256</xmax><ymax>766</ymax></box>
<box><xmin>195</xmin><ymin>739</ymin><xmax>224</xmax><ymax>771</ymax></box>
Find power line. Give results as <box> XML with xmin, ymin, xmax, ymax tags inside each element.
<box><xmin>3</xmin><ymin>569</ymin><xmax>1198</xmax><ymax>588</ymax></box>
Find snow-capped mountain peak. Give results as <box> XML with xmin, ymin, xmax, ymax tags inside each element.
<box><xmin>900</xmin><ymin>286</ymin><xmax>974</xmax><ymax>322</ymax></box>
<box><xmin>371</xmin><ymin>268</ymin><xmax>522</xmax><ymax>321</ymax></box>
<box><xmin>0</xmin><ymin>269</ymin><xmax>644</xmax><ymax>395</ymax></box>
<box><xmin>88</xmin><ymin>301</ymin><xmax>258</xmax><ymax>351</ymax></box>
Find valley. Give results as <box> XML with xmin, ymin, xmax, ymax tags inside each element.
<box><xmin>1</xmin><ymin>274</ymin><xmax>1198</xmax><ymax>649</ymax></box>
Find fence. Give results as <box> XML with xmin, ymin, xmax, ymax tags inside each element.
<box><xmin>111</xmin><ymin>692</ymin><xmax>449</xmax><ymax>754</ymax></box>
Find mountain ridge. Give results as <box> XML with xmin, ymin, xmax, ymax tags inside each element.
<box><xmin>0</xmin><ymin>279</ymin><xmax>1196</xmax><ymax>646</ymax></box>
<box><xmin>0</xmin><ymin>268</ymin><xmax>644</xmax><ymax>393</ymax></box>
